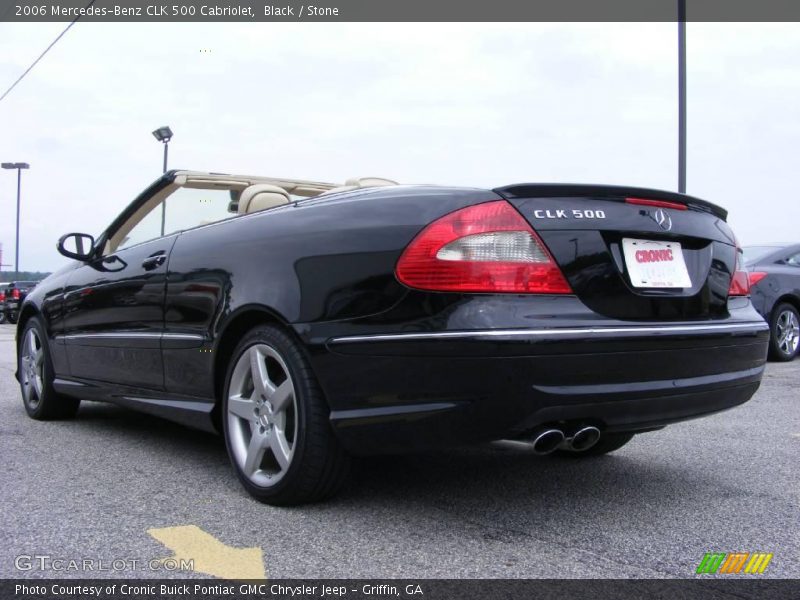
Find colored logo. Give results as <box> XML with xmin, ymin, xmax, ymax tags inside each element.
<box><xmin>696</xmin><ymin>552</ymin><xmax>773</xmax><ymax>574</ymax></box>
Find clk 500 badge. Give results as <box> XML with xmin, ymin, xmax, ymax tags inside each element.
<box><xmin>533</xmin><ymin>209</ymin><xmax>606</xmax><ymax>219</ymax></box>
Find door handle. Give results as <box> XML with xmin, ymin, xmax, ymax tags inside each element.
<box><xmin>141</xmin><ymin>253</ymin><xmax>167</xmax><ymax>270</ymax></box>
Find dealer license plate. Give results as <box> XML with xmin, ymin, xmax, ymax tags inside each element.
<box><xmin>621</xmin><ymin>238</ymin><xmax>691</xmax><ymax>288</ymax></box>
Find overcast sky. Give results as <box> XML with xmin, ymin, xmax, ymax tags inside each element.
<box><xmin>0</xmin><ymin>22</ymin><xmax>798</xmax><ymax>272</ymax></box>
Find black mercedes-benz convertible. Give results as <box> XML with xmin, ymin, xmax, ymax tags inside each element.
<box><xmin>16</xmin><ymin>170</ymin><xmax>769</xmax><ymax>504</ymax></box>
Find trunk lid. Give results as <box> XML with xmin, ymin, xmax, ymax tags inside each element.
<box><xmin>494</xmin><ymin>184</ymin><xmax>737</xmax><ymax>321</ymax></box>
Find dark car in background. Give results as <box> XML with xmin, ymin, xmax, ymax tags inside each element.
<box><xmin>2</xmin><ymin>281</ymin><xmax>37</xmax><ymax>324</ymax></box>
<box><xmin>743</xmin><ymin>244</ymin><xmax>800</xmax><ymax>361</ymax></box>
<box><xmin>15</xmin><ymin>170</ymin><xmax>770</xmax><ymax>505</ymax></box>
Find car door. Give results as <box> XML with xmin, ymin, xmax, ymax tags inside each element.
<box><xmin>781</xmin><ymin>248</ymin><xmax>800</xmax><ymax>295</ymax></box>
<box><xmin>61</xmin><ymin>233</ymin><xmax>177</xmax><ymax>390</ymax></box>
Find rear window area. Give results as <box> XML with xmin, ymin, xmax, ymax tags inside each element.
<box><xmin>742</xmin><ymin>246</ymin><xmax>780</xmax><ymax>265</ymax></box>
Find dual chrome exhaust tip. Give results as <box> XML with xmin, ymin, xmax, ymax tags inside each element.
<box><xmin>528</xmin><ymin>425</ymin><xmax>601</xmax><ymax>455</ymax></box>
<box><xmin>570</xmin><ymin>426</ymin><xmax>601</xmax><ymax>451</ymax></box>
<box><xmin>530</xmin><ymin>428</ymin><xmax>565</xmax><ymax>454</ymax></box>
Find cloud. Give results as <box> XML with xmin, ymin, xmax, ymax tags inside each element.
<box><xmin>0</xmin><ymin>22</ymin><xmax>797</xmax><ymax>270</ymax></box>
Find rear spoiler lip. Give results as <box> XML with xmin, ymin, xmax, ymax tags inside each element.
<box><xmin>492</xmin><ymin>183</ymin><xmax>728</xmax><ymax>221</ymax></box>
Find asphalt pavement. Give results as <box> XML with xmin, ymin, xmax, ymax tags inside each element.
<box><xmin>0</xmin><ymin>323</ymin><xmax>798</xmax><ymax>579</ymax></box>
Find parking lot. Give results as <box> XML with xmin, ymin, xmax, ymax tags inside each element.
<box><xmin>0</xmin><ymin>322</ymin><xmax>798</xmax><ymax>579</ymax></box>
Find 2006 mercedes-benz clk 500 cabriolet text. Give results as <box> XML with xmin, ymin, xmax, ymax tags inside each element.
<box><xmin>15</xmin><ymin>171</ymin><xmax>769</xmax><ymax>504</ymax></box>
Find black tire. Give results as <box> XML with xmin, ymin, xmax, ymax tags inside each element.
<box><xmin>7</xmin><ymin>311</ymin><xmax>17</xmax><ymax>325</ymax></box>
<box><xmin>19</xmin><ymin>316</ymin><xmax>80</xmax><ymax>420</ymax></box>
<box><xmin>0</xmin><ymin>310</ymin><xmax>6</xmax><ymax>325</ymax></box>
<box><xmin>553</xmin><ymin>432</ymin><xmax>635</xmax><ymax>458</ymax></box>
<box><xmin>768</xmin><ymin>303</ymin><xmax>799</xmax><ymax>362</ymax></box>
<box><xmin>222</xmin><ymin>324</ymin><xmax>350</xmax><ymax>505</ymax></box>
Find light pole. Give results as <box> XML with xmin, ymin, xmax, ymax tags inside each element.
<box><xmin>151</xmin><ymin>126</ymin><xmax>173</xmax><ymax>235</ymax></box>
<box><xmin>678</xmin><ymin>0</ymin><xmax>687</xmax><ymax>193</ymax></box>
<box><xmin>1</xmin><ymin>162</ymin><xmax>30</xmax><ymax>280</ymax></box>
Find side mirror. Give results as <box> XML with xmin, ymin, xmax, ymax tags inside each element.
<box><xmin>57</xmin><ymin>233</ymin><xmax>95</xmax><ymax>261</ymax></box>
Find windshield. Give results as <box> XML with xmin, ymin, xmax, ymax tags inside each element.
<box><xmin>742</xmin><ymin>246</ymin><xmax>780</xmax><ymax>265</ymax></box>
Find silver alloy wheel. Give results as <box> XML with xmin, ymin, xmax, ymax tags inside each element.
<box><xmin>20</xmin><ymin>328</ymin><xmax>44</xmax><ymax>408</ymax></box>
<box><xmin>227</xmin><ymin>344</ymin><xmax>298</xmax><ymax>487</ymax></box>
<box><xmin>776</xmin><ymin>309</ymin><xmax>800</xmax><ymax>356</ymax></box>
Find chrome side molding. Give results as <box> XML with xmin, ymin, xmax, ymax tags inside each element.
<box><xmin>329</xmin><ymin>321</ymin><xmax>769</xmax><ymax>345</ymax></box>
<box><xmin>57</xmin><ymin>332</ymin><xmax>205</xmax><ymax>341</ymax></box>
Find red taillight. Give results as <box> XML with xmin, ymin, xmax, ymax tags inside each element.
<box><xmin>749</xmin><ymin>271</ymin><xmax>768</xmax><ymax>286</ymax></box>
<box><xmin>0</xmin><ymin>291</ymin><xmax>4</xmax><ymax>302</ymax></box>
<box><xmin>625</xmin><ymin>197</ymin><xmax>688</xmax><ymax>211</ymax></box>
<box><xmin>395</xmin><ymin>200</ymin><xmax>572</xmax><ymax>294</ymax></box>
<box><xmin>728</xmin><ymin>272</ymin><xmax>750</xmax><ymax>296</ymax></box>
<box><xmin>11</xmin><ymin>288</ymin><xmax>20</xmax><ymax>300</ymax></box>
<box><xmin>728</xmin><ymin>248</ymin><xmax>750</xmax><ymax>296</ymax></box>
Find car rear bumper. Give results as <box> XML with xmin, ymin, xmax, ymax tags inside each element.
<box><xmin>305</xmin><ymin>318</ymin><xmax>769</xmax><ymax>455</ymax></box>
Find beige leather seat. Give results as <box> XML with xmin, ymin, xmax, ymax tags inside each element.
<box><xmin>238</xmin><ymin>184</ymin><xmax>291</xmax><ymax>214</ymax></box>
<box><xmin>320</xmin><ymin>177</ymin><xmax>398</xmax><ymax>196</ymax></box>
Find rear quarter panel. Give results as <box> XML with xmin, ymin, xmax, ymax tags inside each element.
<box><xmin>750</xmin><ymin>264</ymin><xmax>800</xmax><ymax>319</ymax></box>
<box><xmin>162</xmin><ymin>185</ymin><xmax>498</xmax><ymax>397</ymax></box>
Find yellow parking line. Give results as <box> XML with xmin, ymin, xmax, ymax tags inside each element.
<box><xmin>148</xmin><ymin>525</ymin><xmax>266</xmax><ymax>580</ymax></box>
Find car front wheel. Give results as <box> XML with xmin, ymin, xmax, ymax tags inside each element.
<box><xmin>222</xmin><ymin>324</ymin><xmax>350</xmax><ymax>505</ymax></box>
<box><xmin>769</xmin><ymin>303</ymin><xmax>800</xmax><ymax>362</ymax></box>
<box><xmin>19</xmin><ymin>317</ymin><xmax>81</xmax><ymax>419</ymax></box>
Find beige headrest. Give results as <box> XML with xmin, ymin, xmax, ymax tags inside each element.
<box><xmin>238</xmin><ymin>184</ymin><xmax>291</xmax><ymax>214</ymax></box>
<box><xmin>344</xmin><ymin>177</ymin><xmax>398</xmax><ymax>187</ymax></box>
